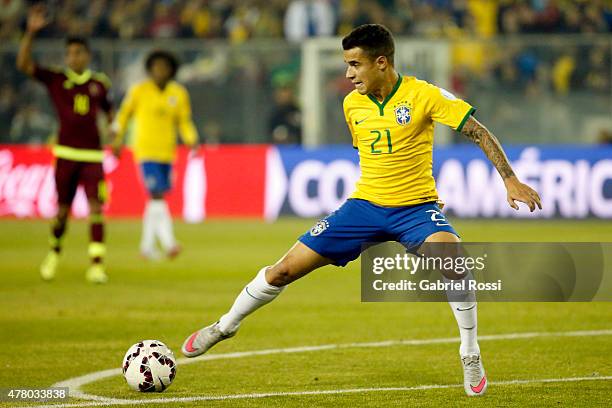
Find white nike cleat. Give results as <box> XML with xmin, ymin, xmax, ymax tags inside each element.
<box><xmin>40</xmin><ymin>251</ymin><xmax>59</xmax><ymax>281</ymax></box>
<box><xmin>86</xmin><ymin>264</ymin><xmax>108</xmax><ymax>284</ymax></box>
<box><xmin>461</xmin><ymin>354</ymin><xmax>487</xmax><ymax>396</ymax></box>
<box><xmin>181</xmin><ymin>322</ymin><xmax>237</xmax><ymax>358</ymax></box>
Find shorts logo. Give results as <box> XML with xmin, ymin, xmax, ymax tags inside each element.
<box><xmin>89</xmin><ymin>83</ymin><xmax>99</xmax><ymax>96</ymax></box>
<box><xmin>426</xmin><ymin>209</ymin><xmax>450</xmax><ymax>226</ymax></box>
<box><xmin>310</xmin><ymin>219</ymin><xmax>329</xmax><ymax>236</ymax></box>
<box><xmin>394</xmin><ymin>105</ymin><xmax>411</xmax><ymax>125</ymax></box>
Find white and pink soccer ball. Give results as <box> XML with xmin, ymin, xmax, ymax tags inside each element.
<box><xmin>122</xmin><ymin>340</ymin><xmax>177</xmax><ymax>392</ymax></box>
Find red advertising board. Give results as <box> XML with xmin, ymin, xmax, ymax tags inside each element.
<box><xmin>0</xmin><ymin>145</ymin><xmax>269</xmax><ymax>219</ymax></box>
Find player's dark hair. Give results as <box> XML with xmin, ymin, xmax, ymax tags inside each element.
<box><xmin>145</xmin><ymin>50</ymin><xmax>179</xmax><ymax>79</ymax></box>
<box><xmin>65</xmin><ymin>36</ymin><xmax>90</xmax><ymax>52</ymax></box>
<box><xmin>342</xmin><ymin>24</ymin><xmax>395</xmax><ymax>66</ymax></box>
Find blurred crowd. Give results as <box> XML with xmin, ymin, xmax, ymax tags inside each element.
<box><xmin>1</xmin><ymin>0</ymin><xmax>611</xmax><ymax>42</ymax></box>
<box><xmin>0</xmin><ymin>0</ymin><xmax>611</xmax><ymax>145</ymax></box>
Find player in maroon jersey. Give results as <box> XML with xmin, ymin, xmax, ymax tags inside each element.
<box><xmin>16</xmin><ymin>5</ymin><xmax>113</xmax><ymax>283</ymax></box>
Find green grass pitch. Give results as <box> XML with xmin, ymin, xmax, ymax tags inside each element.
<box><xmin>0</xmin><ymin>218</ymin><xmax>611</xmax><ymax>407</ymax></box>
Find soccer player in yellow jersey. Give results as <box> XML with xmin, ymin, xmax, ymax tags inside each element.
<box><xmin>182</xmin><ymin>25</ymin><xmax>542</xmax><ymax>396</ymax></box>
<box><xmin>112</xmin><ymin>50</ymin><xmax>198</xmax><ymax>260</ymax></box>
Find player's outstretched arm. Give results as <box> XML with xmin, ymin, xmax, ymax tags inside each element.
<box><xmin>461</xmin><ymin>115</ymin><xmax>542</xmax><ymax>212</ymax></box>
<box><xmin>16</xmin><ymin>4</ymin><xmax>48</xmax><ymax>76</ymax></box>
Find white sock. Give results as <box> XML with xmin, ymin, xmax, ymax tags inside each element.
<box><xmin>445</xmin><ymin>275</ymin><xmax>479</xmax><ymax>356</ymax></box>
<box><xmin>154</xmin><ymin>200</ymin><xmax>176</xmax><ymax>251</ymax></box>
<box><xmin>449</xmin><ymin>300</ymin><xmax>479</xmax><ymax>356</ymax></box>
<box><xmin>140</xmin><ymin>201</ymin><xmax>157</xmax><ymax>253</ymax></box>
<box><xmin>218</xmin><ymin>267</ymin><xmax>285</xmax><ymax>334</ymax></box>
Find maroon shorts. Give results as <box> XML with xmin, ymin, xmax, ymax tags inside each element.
<box><xmin>54</xmin><ymin>159</ymin><xmax>106</xmax><ymax>205</ymax></box>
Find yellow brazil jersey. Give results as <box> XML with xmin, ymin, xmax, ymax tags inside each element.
<box><xmin>114</xmin><ymin>79</ymin><xmax>198</xmax><ymax>163</ymax></box>
<box><xmin>344</xmin><ymin>75</ymin><xmax>475</xmax><ymax>207</ymax></box>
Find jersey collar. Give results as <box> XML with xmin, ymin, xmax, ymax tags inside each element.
<box><xmin>64</xmin><ymin>68</ymin><xmax>92</xmax><ymax>85</ymax></box>
<box><xmin>367</xmin><ymin>74</ymin><xmax>402</xmax><ymax>116</ymax></box>
<box><xmin>147</xmin><ymin>79</ymin><xmax>173</xmax><ymax>93</ymax></box>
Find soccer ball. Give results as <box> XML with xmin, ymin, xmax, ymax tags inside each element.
<box><xmin>122</xmin><ymin>340</ymin><xmax>177</xmax><ymax>392</ymax></box>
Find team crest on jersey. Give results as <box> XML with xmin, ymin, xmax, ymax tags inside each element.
<box><xmin>310</xmin><ymin>219</ymin><xmax>329</xmax><ymax>237</ymax></box>
<box><xmin>89</xmin><ymin>83</ymin><xmax>99</xmax><ymax>96</ymax></box>
<box><xmin>394</xmin><ymin>105</ymin><xmax>411</xmax><ymax>125</ymax></box>
<box><xmin>168</xmin><ymin>96</ymin><xmax>178</xmax><ymax>107</ymax></box>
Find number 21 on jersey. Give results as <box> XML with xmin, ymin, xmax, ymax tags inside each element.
<box><xmin>370</xmin><ymin>129</ymin><xmax>392</xmax><ymax>154</ymax></box>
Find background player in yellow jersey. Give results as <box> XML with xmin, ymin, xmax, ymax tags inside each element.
<box><xmin>182</xmin><ymin>24</ymin><xmax>542</xmax><ymax>396</ymax></box>
<box><xmin>112</xmin><ymin>50</ymin><xmax>198</xmax><ymax>260</ymax></box>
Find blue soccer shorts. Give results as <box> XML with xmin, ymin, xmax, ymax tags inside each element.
<box><xmin>140</xmin><ymin>162</ymin><xmax>172</xmax><ymax>195</ymax></box>
<box><xmin>298</xmin><ymin>198</ymin><xmax>459</xmax><ymax>267</ymax></box>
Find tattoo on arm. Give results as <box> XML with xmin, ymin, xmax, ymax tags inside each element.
<box><xmin>461</xmin><ymin>116</ymin><xmax>515</xmax><ymax>180</ymax></box>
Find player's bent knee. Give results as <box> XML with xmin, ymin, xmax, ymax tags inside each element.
<box><xmin>266</xmin><ymin>256</ymin><xmax>313</xmax><ymax>286</ymax></box>
<box><xmin>422</xmin><ymin>231</ymin><xmax>466</xmax><ymax>280</ymax></box>
<box><xmin>266</xmin><ymin>241</ymin><xmax>332</xmax><ymax>287</ymax></box>
<box><xmin>266</xmin><ymin>261</ymin><xmax>295</xmax><ymax>287</ymax></box>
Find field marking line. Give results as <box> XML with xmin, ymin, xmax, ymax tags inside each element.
<box><xmin>43</xmin><ymin>329</ymin><xmax>612</xmax><ymax>405</ymax></box>
<box><xmin>31</xmin><ymin>375</ymin><xmax>612</xmax><ymax>408</ymax></box>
